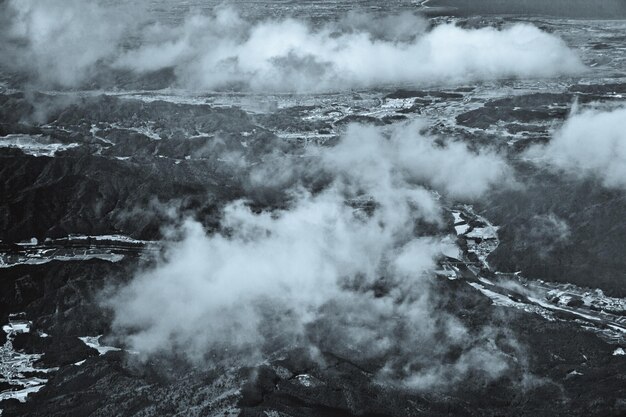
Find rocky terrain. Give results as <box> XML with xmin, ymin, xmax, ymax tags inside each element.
<box><xmin>1</xmin><ymin>2</ymin><xmax>626</xmax><ymax>416</ymax></box>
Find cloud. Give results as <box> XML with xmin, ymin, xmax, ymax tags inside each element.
<box><xmin>105</xmin><ymin>120</ymin><xmax>516</xmax><ymax>388</ymax></box>
<box><xmin>249</xmin><ymin>120</ymin><xmax>512</xmax><ymax>202</ymax></box>
<box><xmin>1</xmin><ymin>2</ymin><xmax>585</xmax><ymax>91</ymax></box>
<box><xmin>525</xmin><ymin>106</ymin><xmax>626</xmax><ymax>189</ymax></box>
<box><xmin>1</xmin><ymin>0</ymin><xmax>138</xmax><ymax>87</ymax></box>
<box><xmin>528</xmin><ymin>213</ymin><xmax>571</xmax><ymax>245</ymax></box>
<box><xmin>506</xmin><ymin>212</ymin><xmax>572</xmax><ymax>259</ymax></box>
<box><xmin>113</xmin><ymin>9</ymin><xmax>587</xmax><ymax>92</ymax></box>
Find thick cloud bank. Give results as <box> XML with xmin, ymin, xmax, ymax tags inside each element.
<box><xmin>526</xmin><ymin>106</ymin><xmax>626</xmax><ymax>189</ymax></box>
<box><xmin>107</xmin><ymin>122</ymin><xmax>516</xmax><ymax>389</ymax></box>
<box><xmin>1</xmin><ymin>1</ymin><xmax>584</xmax><ymax>91</ymax></box>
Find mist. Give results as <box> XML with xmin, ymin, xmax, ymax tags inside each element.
<box><xmin>526</xmin><ymin>106</ymin><xmax>626</xmax><ymax>190</ymax></box>
<box><xmin>0</xmin><ymin>0</ymin><xmax>138</xmax><ymax>87</ymax></box>
<box><xmin>1</xmin><ymin>1</ymin><xmax>585</xmax><ymax>91</ymax></box>
<box><xmin>106</xmin><ymin>120</ymin><xmax>517</xmax><ymax>388</ymax></box>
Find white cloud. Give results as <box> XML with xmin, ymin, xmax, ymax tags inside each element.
<box><xmin>3</xmin><ymin>0</ymin><xmax>136</xmax><ymax>87</ymax></box>
<box><xmin>525</xmin><ymin>106</ymin><xmax>626</xmax><ymax>189</ymax></box>
<box><xmin>316</xmin><ymin>120</ymin><xmax>512</xmax><ymax>201</ymax></box>
<box><xmin>106</xmin><ymin>120</ymin><xmax>515</xmax><ymax>387</ymax></box>
<box><xmin>2</xmin><ymin>2</ymin><xmax>585</xmax><ymax>91</ymax></box>
<box><xmin>121</xmin><ymin>9</ymin><xmax>585</xmax><ymax>92</ymax></box>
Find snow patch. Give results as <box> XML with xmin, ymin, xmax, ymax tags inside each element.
<box><xmin>0</xmin><ymin>134</ymin><xmax>79</xmax><ymax>157</ymax></box>
<box><xmin>1</xmin><ymin>316</ymin><xmax>56</xmax><ymax>405</ymax></box>
<box><xmin>467</xmin><ymin>282</ymin><xmax>523</xmax><ymax>308</ymax></box>
<box><xmin>454</xmin><ymin>224</ymin><xmax>470</xmax><ymax>235</ymax></box>
<box><xmin>466</xmin><ymin>226</ymin><xmax>499</xmax><ymax>240</ymax></box>
<box><xmin>295</xmin><ymin>374</ymin><xmax>322</xmax><ymax>388</ymax></box>
<box><xmin>78</xmin><ymin>335</ymin><xmax>122</xmax><ymax>355</ymax></box>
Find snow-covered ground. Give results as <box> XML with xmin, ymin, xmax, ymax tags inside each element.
<box><xmin>0</xmin><ymin>134</ymin><xmax>79</xmax><ymax>157</ymax></box>
<box><xmin>1</xmin><ymin>234</ymin><xmax>154</xmax><ymax>269</ymax></box>
<box><xmin>53</xmin><ymin>235</ymin><xmax>150</xmax><ymax>245</ymax></box>
<box><xmin>0</xmin><ymin>253</ymin><xmax>124</xmax><ymax>268</ymax></box>
<box><xmin>78</xmin><ymin>336</ymin><xmax>121</xmax><ymax>356</ymax></box>
<box><xmin>450</xmin><ymin>207</ymin><xmax>500</xmax><ymax>268</ymax></box>
<box><xmin>1</xmin><ymin>320</ymin><xmax>127</xmax><ymax>412</ymax></box>
<box><xmin>446</xmin><ymin>207</ymin><xmax>626</xmax><ymax>346</ymax></box>
<box><xmin>0</xmin><ymin>316</ymin><xmax>57</xmax><ymax>406</ymax></box>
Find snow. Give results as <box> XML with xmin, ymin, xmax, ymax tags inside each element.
<box><xmin>17</xmin><ymin>238</ymin><xmax>38</xmax><ymax>246</ymax></box>
<box><xmin>0</xmin><ymin>253</ymin><xmax>125</xmax><ymax>268</ymax></box>
<box><xmin>0</xmin><ymin>134</ymin><xmax>79</xmax><ymax>157</ymax></box>
<box><xmin>62</xmin><ymin>234</ymin><xmax>148</xmax><ymax>244</ymax></box>
<box><xmin>436</xmin><ymin>264</ymin><xmax>458</xmax><ymax>280</ymax></box>
<box><xmin>608</xmin><ymin>324</ymin><xmax>626</xmax><ymax>334</ymax></box>
<box><xmin>295</xmin><ymin>374</ymin><xmax>322</xmax><ymax>388</ymax></box>
<box><xmin>381</xmin><ymin>98</ymin><xmax>416</xmax><ymax>110</ymax></box>
<box><xmin>110</xmin><ymin>123</ymin><xmax>161</xmax><ymax>140</ymax></box>
<box><xmin>1</xmin><ymin>317</ymin><xmax>56</xmax><ymax>405</ymax></box>
<box><xmin>451</xmin><ymin>211</ymin><xmax>470</xmax><ymax>235</ymax></box>
<box><xmin>467</xmin><ymin>282</ymin><xmax>523</xmax><ymax>308</ymax></box>
<box><xmin>3</xmin><ymin>322</ymin><xmax>30</xmax><ymax>334</ymax></box>
<box><xmin>296</xmin><ymin>374</ymin><xmax>314</xmax><ymax>387</ymax></box>
<box><xmin>78</xmin><ymin>336</ymin><xmax>122</xmax><ymax>355</ymax></box>
<box><xmin>557</xmin><ymin>295</ymin><xmax>573</xmax><ymax>306</ymax></box>
<box><xmin>528</xmin><ymin>297</ymin><xmax>602</xmax><ymax>323</ymax></box>
<box><xmin>454</xmin><ymin>224</ymin><xmax>470</xmax><ymax>235</ymax></box>
<box><xmin>2</xmin><ymin>233</ymin><xmax>151</xmax><ymax>269</ymax></box>
<box><xmin>0</xmin><ymin>385</ymin><xmax>44</xmax><ymax>403</ymax></box>
<box><xmin>478</xmin><ymin>277</ymin><xmax>495</xmax><ymax>286</ymax></box>
<box><xmin>613</xmin><ymin>348</ymin><xmax>625</xmax><ymax>356</ymax></box>
<box><xmin>466</xmin><ymin>226</ymin><xmax>499</xmax><ymax>239</ymax></box>
<box><xmin>455</xmin><ymin>205</ymin><xmax>626</xmax><ymax>344</ymax></box>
